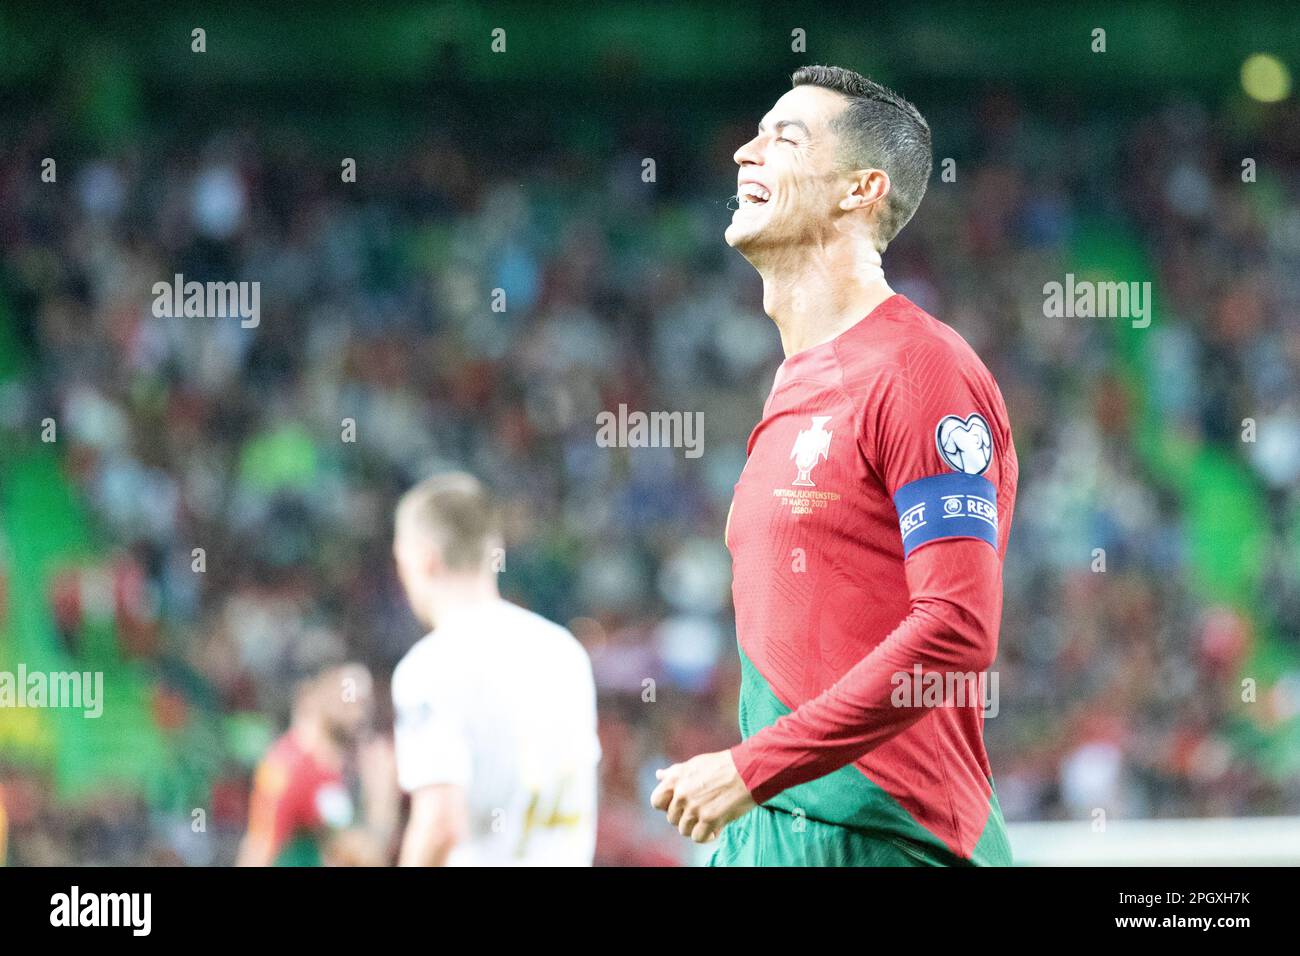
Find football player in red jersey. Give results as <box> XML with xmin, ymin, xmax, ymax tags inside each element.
<box><xmin>237</xmin><ymin>663</ymin><xmax>398</xmax><ymax>866</ymax></box>
<box><xmin>652</xmin><ymin>66</ymin><xmax>1017</xmax><ymax>865</ymax></box>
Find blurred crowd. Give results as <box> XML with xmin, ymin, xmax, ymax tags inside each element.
<box><xmin>1</xmin><ymin>85</ymin><xmax>1298</xmax><ymax>865</ymax></box>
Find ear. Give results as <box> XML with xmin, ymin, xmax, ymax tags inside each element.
<box><xmin>423</xmin><ymin>543</ymin><xmax>446</xmax><ymax>577</ymax></box>
<box><xmin>838</xmin><ymin>168</ymin><xmax>891</xmax><ymax>212</ymax></box>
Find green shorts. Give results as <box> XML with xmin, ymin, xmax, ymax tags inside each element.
<box><xmin>708</xmin><ymin>806</ymin><xmax>969</xmax><ymax>867</ymax></box>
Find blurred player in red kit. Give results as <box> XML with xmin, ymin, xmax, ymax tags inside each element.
<box><xmin>237</xmin><ymin>663</ymin><xmax>399</xmax><ymax>866</ymax></box>
<box><xmin>652</xmin><ymin>66</ymin><xmax>1017</xmax><ymax>865</ymax></box>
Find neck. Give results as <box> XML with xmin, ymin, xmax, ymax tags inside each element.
<box><xmin>291</xmin><ymin>715</ymin><xmax>341</xmax><ymax>768</ymax></box>
<box><xmin>422</xmin><ymin>572</ymin><xmax>500</xmax><ymax>630</ymax></box>
<box><xmin>753</xmin><ymin>235</ymin><xmax>894</xmax><ymax>358</ymax></box>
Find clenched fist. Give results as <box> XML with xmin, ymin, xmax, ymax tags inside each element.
<box><xmin>650</xmin><ymin>750</ymin><xmax>757</xmax><ymax>843</ymax></box>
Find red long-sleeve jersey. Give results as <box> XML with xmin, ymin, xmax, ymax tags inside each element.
<box><xmin>244</xmin><ymin>731</ymin><xmax>354</xmax><ymax>866</ymax></box>
<box><xmin>725</xmin><ymin>293</ymin><xmax>1017</xmax><ymax>864</ymax></box>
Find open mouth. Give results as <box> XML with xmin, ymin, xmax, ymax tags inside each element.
<box><xmin>738</xmin><ymin>182</ymin><xmax>771</xmax><ymax>206</ymax></box>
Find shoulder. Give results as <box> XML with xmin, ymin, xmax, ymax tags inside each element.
<box><xmin>839</xmin><ymin>296</ymin><xmax>1008</xmax><ymax>439</ymax></box>
<box><xmin>836</xmin><ymin>294</ymin><xmax>993</xmax><ymax>389</ymax></box>
<box><xmin>267</xmin><ymin>731</ymin><xmax>304</xmax><ymax>765</ymax></box>
<box><xmin>392</xmin><ymin>631</ymin><xmax>456</xmax><ymax>702</ymax></box>
<box><xmin>499</xmin><ymin>601</ymin><xmax>592</xmax><ymax>666</ymax></box>
<box><xmin>499</xmin><ymin>599</ymin><xmax>571</xmax><ymax>637</ymax></box>
<box><xmin>492</xmin><ymin>603</ymin><xmax>595</xmax><ymax>693</ymax></box>
<box><xmin>255</xmin><ymin>733</ymin><xmax>304</xmax><ymax>793</ymax></box>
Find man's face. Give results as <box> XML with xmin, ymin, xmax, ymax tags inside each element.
<box><xmin>393</xmin><ymin>526</ymin><xmax>435</xmax><ymax>628</ymax></box>
<box><xmin>725</xmin><ymin>84</ymin><xmax>851</xmax><ymax>254</ymax></box>
<box><xmin>320</xmin><ymin>666</ymin><xmax>375</xmax><ymax>746</ymax></box>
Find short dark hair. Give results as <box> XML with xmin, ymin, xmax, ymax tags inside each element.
<box><xmin>792</xmin><ymin>65</ymin><xmax>932</xmax><ymax>250</ymax></box>
<box><xmin>395</xmin><ymin>471</ymin><xmax>501</xmax><ymax>572</ymax></box>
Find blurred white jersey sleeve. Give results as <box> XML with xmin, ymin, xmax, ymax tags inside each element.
<box><xmin>391</xmin><ymin>599</ymin><xmax>600</xmax><ymax>866</ymax></box>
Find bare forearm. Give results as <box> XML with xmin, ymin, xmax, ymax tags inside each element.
<box><xmin>398</xmin><ymin>819</ymin><xmax>458</xmax><ymax>867</ymax></box>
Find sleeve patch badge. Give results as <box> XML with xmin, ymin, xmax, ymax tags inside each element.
<box><xmin>935</xmin><ymin>413</ymin><xmax>993</xmax><ymax>475</ymax></box>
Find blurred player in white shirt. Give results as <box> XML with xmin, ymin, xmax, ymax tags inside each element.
<box><xmin>391</xmin><ymin>472</ymin><xmax>600</xmax><ymax>866</ymax></box>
